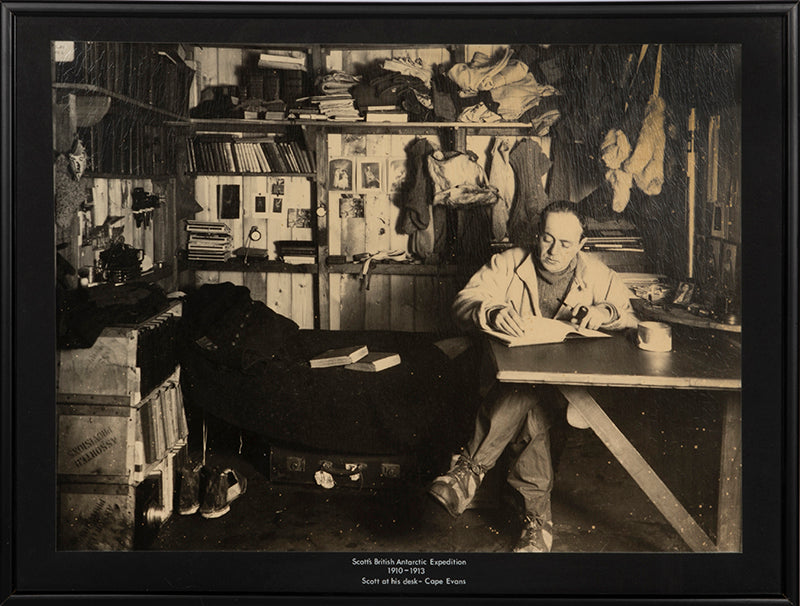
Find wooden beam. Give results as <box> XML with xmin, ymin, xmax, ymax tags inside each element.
<box><xmin>559</xmin><ymin>385</ymin><xmax>717</xmax><ymax>552</ymax></box>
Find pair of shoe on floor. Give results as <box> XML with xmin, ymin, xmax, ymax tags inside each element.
<box><xmin>428</xmin><ymin>455</ymin><xmax>553</xmax><ymax>553</ymax></box>
<box><xmin>178</xmin><ymin>464</ymin><xmax>247</xmax><ymax>519</ymax></box>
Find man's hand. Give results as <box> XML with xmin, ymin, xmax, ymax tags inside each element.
<box><xmin>488</xmin><ymin>306</ymin><xmax>526</xmax><ymax>337</ymax></box>
<box><xmin>571</xmin><ymin>304</ymin><xmax>612</xmax><ymax>330</ymax></box>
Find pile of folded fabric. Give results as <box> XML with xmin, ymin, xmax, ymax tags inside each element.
<box><xmin>445</xmin><ymin>48</ymin><xmax>561</xmax><ymax>133</ymax></box>
<box><xmin>311</xmin><ymin>71</ymin><xmax>362</xmax><ymax>120</ymax></box>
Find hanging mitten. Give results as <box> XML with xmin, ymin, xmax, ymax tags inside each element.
<box><xmin>488</xmin><ymin>137</ymin><xmax>516</xmax><ymax>240</ymax></box>
<box><xmin>623</xmin><ymin>95</ymin><xmax>666</xmax><ymax>196</ymax></box>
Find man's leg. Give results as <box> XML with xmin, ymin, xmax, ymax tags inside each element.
<box><xmin>506</xmin><ymin>400</ymin><xmax>555</xmax><ymax>552</ymax></box>
<box><xmin>429</xmin><ymin>383</ymin><xmax>537</xmax><ymax>517</ymax></box>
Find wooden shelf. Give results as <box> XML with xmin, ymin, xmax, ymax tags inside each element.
<box><xmin>326</xmin><ymin>262</ymin><xmax>462</xmax><ymax>276</ymax></box>
<box><xmin>185</xmin><ymin>258</ymin><xmax>318</xmax><ymax>273</ymax></box>
<box><xmin>167</xmin><ymin>117</ymin><xmax>536</xmax><ymax>136</ymax></box>
<box><xmin>189</xmin><ymin>171</ymin><xmax>315</xmax><ymax>178</ymax></box>
<box><xmin>53</xmin><ymin>82</ymin><xmax>186</xmax><ymax>121</ymax></box>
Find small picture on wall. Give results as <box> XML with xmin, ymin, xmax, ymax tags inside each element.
<box><xmin>272</xmin><ymin>197</ymin><xmax>283</xmax><ymax>213</ymax></box>
<box><xmin>387</xmin><ymin>158</ymin><xmax>407</xmax><ymax>193</ymax></box>
<box><xmin>287</xmin><ymin>208</ymin><xmax>312</xmax><ymax>229</ymax></box>
<box><xmin>271</xmin><ymin>178</ymin><xmax>285</xmax><ymax>196</ymax></box>
<box><xmin>254</xmin><ymin>195</ymin><xmax>267</xmax><ymax>215</ymax></box>
<box><xmin>342</xmin><ymin>134</ymin><xmax>367</xmax><ymax>156</ymax></box>
<box><xmin>217</xmin><ymin>184</ymin><xmax>240</xmax><ymax>219</ymax></box>
<box><xmin>329</xmin><ymin>158</ymin><xmax>353</xmax><ymax>191</ymax></box>
<box><xmin>339</xmin><ymin>194</ymin><xmax>365</xmax><ymax>218</ymax></box>
<box><xmin>358</xmin><ymin>159</ymin><xmax>382</xmax><ymax>192</ymax></box>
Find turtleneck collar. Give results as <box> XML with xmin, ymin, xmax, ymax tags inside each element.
<box><xmin>534</xmin><ymin>255</ymin><xmax>577</xmax><ymax>285</ymax></box>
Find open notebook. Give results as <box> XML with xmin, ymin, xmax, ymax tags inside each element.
<box><xmin>482</xmin><ymin>316</ymin><xmax>610</xmax><ymax>347</ymax></box>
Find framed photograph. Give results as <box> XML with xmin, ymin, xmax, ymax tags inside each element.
<box><xmin>216</xmin><ymin>183</ymin><xmax>240</xmax><ymax>219</ymax></box>
<box><xmin>672</xmin><ymin>281</ymin><xmax>695</xmax><ymax>306</ymax></box>
<box><xmin>328</xmin><ymin>158</ymin><xmax>353</xmax><ymax>191</ymax></box>
<box><xmin>6</xmin><ymin>2</ymin><xmax>797</xmax><ymax>605</ymax></box>
<box><xmin>357</xmin><ymin>159</ymin><xmax>382</xmax><ymax>192</ymax></box>
<box><xmin>253</xmin><ymin>194</ymin><xmax>268</xmax><ymax>215</ymax></box>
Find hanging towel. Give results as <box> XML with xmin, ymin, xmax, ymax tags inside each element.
<box><xmin>488</xmin><ymin>137</ymin><xmax>516</xmax><ymax>240</ymax></box>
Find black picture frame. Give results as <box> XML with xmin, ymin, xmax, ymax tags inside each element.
<box><xmin>3</xmin><ymin>1</ymin><xmax>797</xmax><ymax>604</ymax></box>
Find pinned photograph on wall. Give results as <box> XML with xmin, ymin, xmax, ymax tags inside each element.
<box><xmin>217</xmin><ymin>184</ymin><xmax>240</xmax><ymax>219</ymax></box>
<box><xmin>342</xmin><ymin>133</ymin><xmax>366</xmax><ymax>156</ymax></box>
<box><xmin>254</xmin><ymin>195</ymin><xmax>267</xmax><ymax>215</ymax></box>
<box><xmin>287</xmin><ymin>208</ymin><xmax>312</xmax><ymax>228</ymax></box>
<box><xmin>387</xmin><ymin>157</ymin><xmax>407</xmax><ymax>193</ymax></box>
<box><xmin>272</xmin><ymin>197</ymin><xmax>283</xmax><ymax>213</ymax></box>
<box><xmin>339</xmin><ymin>194</ymin><xmax>365</xmax><ymax>218</ymax></box>
<box><xmin>357</xmin><ymin>159</ymin><xmax>382</xmax><ymax>192</ymax></box>
<box><xmin>328</xmin><ymin>158</ymin><xmax>353</xmax><ymax>191</ymax></box>
<box><xmin>271</xmin><ymin>178</ymin><xmax>285</xmax><ymax>196</ymax></box>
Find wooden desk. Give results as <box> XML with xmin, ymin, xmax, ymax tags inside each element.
<box><xmin>488</xmin><ymin>331</ymin><xmax>742</xmax><ymax>552</ymax></box>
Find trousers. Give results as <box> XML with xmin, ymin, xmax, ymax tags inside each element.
<box><xmin>464</xmin><ymin>382</ymin><xmax>561</xmax><ymax>519</ymax></box>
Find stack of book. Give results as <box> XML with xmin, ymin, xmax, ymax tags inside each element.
<box><xmin>186</xmin><ymin>220</ymin><xmax>233</xmax><ymax>262</ymax></box>
<box><xmin>364</xmin><ymin>105</ymin><xmax>409</xmax><ymax>123</ymax></box>
<box><xmin>257</xmin><ymin>50</ymin><xmax>307</xmax><ymax>72</ymax></box>
<box><xmin>275</xmin><ymin>240</ymin><xmax>316</xmax><ymax>264</ymax></box>
<box><xmin>309</xmin><ymin>94</ymin><xmax>362</xmax><ymax>121</ymax></box>
<box><xmin>308</xmin><ymin>344</ymin><xmax>401</xmax><ymax>372</ymax></box>
<box><xmin>186</xmin><ymin>138</ymin><xmax>315</xmax><ymax>174</ymax></box>
<box><xmin>582</xmin><ymin>229</ymin><xmax>645</xmax><ymax>253</ymax></box>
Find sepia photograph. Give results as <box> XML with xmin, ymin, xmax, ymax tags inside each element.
<box><xmin>4</xmin><ymin>2</ymin><xmax>797</xmax><ymax>603</ymax></box>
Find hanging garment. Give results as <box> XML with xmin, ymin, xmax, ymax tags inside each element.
<box><xmin>427</xmin><ymin>150</ymin><xmax>499</xmax><ymax>208</ymax></box>
<box><xmin>507</xmin><ymin>138</ymin><xmax>552</xmax><ymax>245</ymax></box>
<box><xmin>400</xmin><ymin>138</ymin><xmax>436</xmax><ymax>233</ymax></box>
<box><xmin>623</xmin><ymin>95</ymin><xmax>666</xmax><ymax>196</ymax></box>
<box><xmin>600</xmin><ymin>128</ymin><xmax>632</xmax><ymax>170</ymax></box>
<box><xmin>605</xmin><ymin>168</ymin><xmax>634</xmax><ymax>214</ymax></box>
<box><xmin>488</xmin><ymin>137</ymin><xmax>517</xmax><ymax>240</ymax></box>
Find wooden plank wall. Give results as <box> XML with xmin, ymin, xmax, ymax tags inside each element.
<box><xmin>192</xmin><ymin>174</ymin><xmax>316</xmax><ymax>329</ymax></box>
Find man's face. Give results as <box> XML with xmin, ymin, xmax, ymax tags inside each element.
<box><xmin>536</xmin><ymin>211</ymin><xmax>586</xmax><ymax>273</ymax></box>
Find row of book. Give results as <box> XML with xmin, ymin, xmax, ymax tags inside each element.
<box><xmin>186</xmin><ymin>138</ymin><xmax>316</xmax><ymax>174</ymax></box>
<box><xmin>186</xmin><ymin>220</ymin><xmax>233</xmax><ymax>262</ymax></box>
<box><xmin>275</xmin><ymin>240</ymin><xmax>316</xmax><ymax>264</ymax></box>
<box><xmin>138</xmin><ymin>380</ymin><xmax>188</xmax><ymax>464</ymax></box>
<box><xmin>55</xmin><ymin>42</ymin><xmax>195</xmax><ymax>117</ymax></box>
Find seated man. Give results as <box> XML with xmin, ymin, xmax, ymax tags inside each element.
<box><xmin>429</xmin><ymin>200</ymin><xmax>638</xmax><ymax>552</ymax></box>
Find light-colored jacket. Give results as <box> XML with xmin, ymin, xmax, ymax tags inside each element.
<box><xmin>453</xmin><ymin>248</ymin><xmax>638</xmax><ymax>332</ymax></box>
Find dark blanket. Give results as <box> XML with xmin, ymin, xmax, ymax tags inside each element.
<box><xmin>180</xmin><ymin>329</ymin><xmax>481</xmax><ymax>467</ymax></box>
<box><xmin>178</xmin><ymin>284</ymin><xmax>481</xmax><ymax>469</ymax></box>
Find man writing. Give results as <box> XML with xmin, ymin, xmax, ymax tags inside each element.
<box><xmin>429</xmin><ymin>200</ymin><xmax>638</xmax><ymax>552</ymax></box>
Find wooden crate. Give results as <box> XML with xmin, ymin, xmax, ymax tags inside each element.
<box><xmin>56</xmin><ymin>300</ymin><xmax>181</xmax><ymax>406</ymax></box>
<box><xmin>58</xmin><ymin>451</ymin><xmax>176</xmax><ymax>551</ymax></box>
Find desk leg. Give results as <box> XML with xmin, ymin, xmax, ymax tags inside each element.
<box><xmin>560</xmin><ymin>385</ymin><xmax>717</xmax><ymax>552</ymax></box>
<box><xmin>716</xmin><ymin>391</ymin><xmax>742</xmax><ymax>551</ymax></box>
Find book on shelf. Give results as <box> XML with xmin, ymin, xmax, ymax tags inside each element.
<box><xmin>309</xmin><ymin>345</ymin><xmax>369</xmax><ymax>369</ymax></box>
<box><xmin>280</xmin><ymin>255</ymin><xmax>316</xmax><ymax>265</ymax></box>
<box><xmin>344</xmin><ymin>352</ymin><xmax>401</xmax><ymax>372</ymax></box>
<box><xmin>482</xmin><ymin>316</ymin><xmax>610</xmax><ymax>347</ymax></box>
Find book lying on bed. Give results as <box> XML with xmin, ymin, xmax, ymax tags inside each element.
<box><xmin>482</xmin><ymin>316</ymin><xmax>610</xmax><ymax>347</ymax></box>
<box><xmin>344</xmin><ymin>352</ymin><xmax>401</xmax><ymax>372</ymax></box>
<box><xmin>309</xmin><ymin>345</ymin><xmax>368</xmax><ymax>368</ymax></box>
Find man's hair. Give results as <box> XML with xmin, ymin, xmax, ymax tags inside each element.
<box><xmin>539</xmin><ymin>200</ymin><xmax>588</xmax><ymax>239</ymax></box>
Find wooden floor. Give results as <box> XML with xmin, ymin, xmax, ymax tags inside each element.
<box><xmin>146</xmin><ymin>391</ymin><xmax>723</xmax><ymax>553</ymax></box>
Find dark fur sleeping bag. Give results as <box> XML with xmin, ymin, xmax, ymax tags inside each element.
<box><xmin>178</xmin><ymin>283</ymin><xmax>481</xmax><ymax>469</ymax></box>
